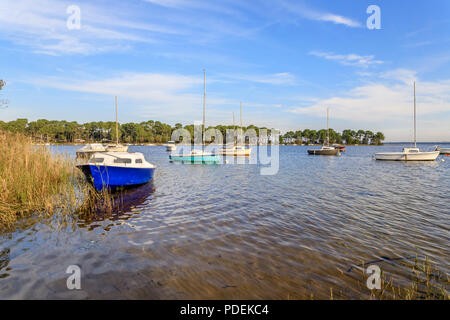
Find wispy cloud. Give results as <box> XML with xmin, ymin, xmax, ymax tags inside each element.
<box><xmin>310</xmin><ymin>51</ymin><xmax>384</xmax><ymax>68</ymax></box>
<box><xmin>279</xmin><ymin>1</ymin><xmax>362</xmax><ymax>27</ymax></box>
<box><xmin>219</xmin><ymin>72</ymin><xmax>296</xmax><ymax>85</ymax></box>
<box><xmin>0</xmin><ymin>0</ymin><xmax>175</xmax><ymax>55</ymax></box>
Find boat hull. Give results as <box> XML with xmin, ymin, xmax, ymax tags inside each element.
<box><xmin>307</xmin><ymin>149</ymin><xmax>340</xmax><ymax>156</ymax></box>
<box><xmin>375</xmin><ymin>151</ymin><xmax>439</xmax><ymax>161</ymax></box>
<box><xmin>169</xmin><ymin>154</ymin><xmax>220</xmax><ymax>164</ymax></box>
<box><xmin>78</xmin><ymin>164</ymin><xmax>155</xmax><ymax>191</ymax></box>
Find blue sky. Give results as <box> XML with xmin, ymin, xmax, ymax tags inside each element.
<box><xmin>0</xmin><ymin>0</ymin><xmax>449</xmax><ymax>141</ymax></box>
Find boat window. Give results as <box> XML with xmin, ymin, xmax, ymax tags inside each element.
<box><xmin>114</xmin><ymin>158</ymin><xmax>132</xmax><ymax>164</ymax></box>
<box><xmin>135</xmin><ymin>159</ymin><xmax>143</xmax><ymax>163</ymax></box>
<box><xmin>90</xmin><ymin>158</ymin><xmax>104</xmax><ymax>163</ymax></box>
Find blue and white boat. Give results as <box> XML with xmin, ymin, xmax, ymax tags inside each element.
<box><xmin>77</xmin><ymin>152</ymin><xmax>156</xmax><ymax>191</ymax></box>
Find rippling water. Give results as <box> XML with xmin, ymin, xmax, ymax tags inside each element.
<box><xmin>1</xmin><ymin>144</ymin><xmax>449</xmax><ymax>299</ymax></box>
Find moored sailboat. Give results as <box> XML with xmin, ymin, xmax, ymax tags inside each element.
<box><xmin>218</xmin><ymin>102</ymin><xmax>252</xmax><ymax>156</ymax></box>
<box><xmin>307</xmin><ymin>108</ymin><xmax>340</xmax><ymax>156</ymax></box>
<box><xmin>375</xmin><ymin>82</ymin><xmax>439</xmax><ymax>161</ymax></box>
<box><xmin>169</xmin><ymin>69</ymin><xmax>219</xmax><ymax>164</ymax></box>
<box><xmin>77</xmin><ymin>152</ymin><xmax>156</xmax><ymax>191</ymax></box>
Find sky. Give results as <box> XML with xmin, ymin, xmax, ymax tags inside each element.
<box><xmin>0</xmin><ymin>0</ymin><xmax>449</xmax><ymax>142</ymax></box>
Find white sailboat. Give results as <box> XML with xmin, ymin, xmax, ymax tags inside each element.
<box><xmin>219</xmin><ymin>102</ymin><xmax>252</xmax><ymax>156</ymax></box>
<box><xmin>76</xmin><ymin>96</ymin><xmax>128</xmax><ymax>160</ymax></box>
<box><xmin>106</xmin><ymin>96</ymin><xmax>128</xmax><ymax>152</ymax></box>
<box><xmin>375</xmin><ymin>82</ymin><xmax>439</xmax><ymax>161</ymax></box>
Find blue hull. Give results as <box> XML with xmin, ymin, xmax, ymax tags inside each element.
<box><xmin>80</xmin><ymin>165</ymin><xmax>155</xmax><ymax>191</ymax></box>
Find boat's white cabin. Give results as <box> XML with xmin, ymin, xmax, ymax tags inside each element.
<box><xmin>402</xmin><ymin>148</ymin><xmax>420</xmax><ymax>153</ymax></box>
<box><xmin>79</xmin><ymin>143</ymin><xmax>106</xmax><ymax>152</ymax></box>
<box><xmin>88</xmin><ymin>152</ymin><xmax>155</xmax><ymax>168</ymax></box>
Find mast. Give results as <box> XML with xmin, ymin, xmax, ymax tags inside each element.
<box><xmin>115</xmin><ymin>96</ymin><xmax>119</xmax><ymax>145</ymax></box>
<box><xmin>203</xmin><ymin>69</ymin><xmax>206</xmax><ymax>151</ymax></box>
<box><xmin>240</xmin><ymin>101</ymin><xmax>242</xmax><ymax>129</ymax></box>
<box><xmin>233</xmin><ymin>112</ymin><xmax>236</xmax><ymax>145</ymax></box>
<box><xmin>414</xmin><ymin>81</ymin><xmax>416</xmax><ymax>148</ymax></box>
<box><xmin>327</xmin><ymin>107</ymin><xmax>330</xmax><ymax>146</ymax></box>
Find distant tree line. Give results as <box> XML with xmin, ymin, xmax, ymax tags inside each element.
<box><xmin>0</xmin><ymin>117</ymin><xmax>384</xmax><ymax>145</ymax></box>
<box><xmin>0</xmin><ymin>118</ymin><xmax>273</xmax><ymax>144</ymax></box>
<box><xmin>281</xmin><ymin>129</ymin><xmax>385</xmax><ymax>145</ymax></box>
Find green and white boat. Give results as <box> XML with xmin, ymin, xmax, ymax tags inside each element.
<box><xmin>169</xmin><ymin>69</ymin><xmax>219</xmax><ymax>164</ymax></box>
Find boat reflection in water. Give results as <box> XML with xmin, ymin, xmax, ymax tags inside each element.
<box><xmin>77</xmin><ymin>181</ymin><xmax>155</xmax><ymax>229</ymax></box>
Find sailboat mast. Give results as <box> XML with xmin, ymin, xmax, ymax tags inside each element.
<box><xmin>202</xmin><ymin>69</ymin><xmax>206</xmax><ymax>151</ymax></box>
<box><xmin>115</xmin><ymin>96</ymin><xmax>119</xmax><ymax>145</ymax></box>
<box><xmin>240</xmin><ymin>101</ymin><xmax>242</xmax><ymax>129</ymax></box>
<box><xmin>414</xmin><ymin>81</ymin><xmax>416</xmax><ymax>148</ymax></box>
<box><xmin>327</xmin><ymin>107</ymin><xmax>330</xmax><ymax>146</ymax></box>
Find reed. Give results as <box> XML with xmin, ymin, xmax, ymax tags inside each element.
<box><xmin>0</xmin><ymin>131</ymin><xmax>94</xmax><ymax>229</ymax></box>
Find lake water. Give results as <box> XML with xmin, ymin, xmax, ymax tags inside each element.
<box><xmin>1</xmin><ymin>144</ymin><xmax>449</xmax><ymax>299</ymax></box>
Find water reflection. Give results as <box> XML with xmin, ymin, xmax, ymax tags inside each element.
<box><xmin>77</xmin><ymin>182</ymin><xmax>156</xmax><ymax>229</ymax></box>
<box><xmin>0</xmin><ymin>144</ymin><xmax>449</xmax><ymax>299</ymax></box>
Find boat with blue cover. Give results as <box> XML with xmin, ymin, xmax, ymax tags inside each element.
<box><xmin>77</xmin><ymin>152</ymin><xmax>156</xmax><ymax>191</ymax></box>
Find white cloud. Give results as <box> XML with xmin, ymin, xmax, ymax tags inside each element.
<box><xmin>289</xmin><ymin>69</ymin><xmax>450</xmax><ymax>141</ymax></box>
<box><xmin>220</xmin><ymin>72</ymin><xmax>296</xmax><ymax>85</ymax></box>
<box><xmin>280</xmin><ymin>1</ymin><xmax>362</xmax><ymax>28</ymax></box>
<box><xmin>317</xmin><ymin>13</ymin><xmax>361</xmax><ymax>28</ymax></box>
<box><xmin>310</xmin><ymin>51</ymin><xmax>384</xmax><ymax>68</ymax></box>
<box><xmin>0</xmin><ymin>0</ymin><xmax>174</xmax><ymax>55</ymax></box>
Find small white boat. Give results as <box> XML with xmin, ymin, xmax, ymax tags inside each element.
<box><xmin>166</xmin><ymin>141</ymin><xmax>176</xmax><ymax>152</ymax></box>
<box><xmin>375</xmin><ymin>147</ymin><xmax>439</xmax><ymax>161</ymax></box>
<box><xmin>219</xmin><ymin>145</ymin><xmax>252</xmax><ymax>156</ymax></box>
<box><xmin>105</xmin><ymin>144</ymin><xmax>128</xmax><ymax>152</ymax></box>
<box><xmin>76</xmin><ymin>143</ymin><xmax>107</xmax><ymax>160</ymax></box>
<box><xmin>375</xmin><ymin>82</ymin><xmax>439</xmax><ymax>162</ymax></box>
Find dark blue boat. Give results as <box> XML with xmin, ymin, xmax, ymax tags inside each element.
<box><xmin>77</xmin><ymin>152</ymin><xmax>156</xmax><ymax>191</ymax></box>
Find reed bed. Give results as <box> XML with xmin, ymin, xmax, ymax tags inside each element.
<box><xmin>0</xmin><ymin>130</ymin><xmax>117</xmax><ymax>230</ymax></box>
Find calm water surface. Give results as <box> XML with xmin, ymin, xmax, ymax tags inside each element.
<box><xmin>1</xmin><ymin>144</ymin><xmax>449</xmax><ymax>299</ymax></box>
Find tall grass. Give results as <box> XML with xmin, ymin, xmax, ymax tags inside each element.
<box><xmin>0</xmin><ymin>131</ymin><xmax>81</xmax><ymax>228</ymax></box>
<box><xmin>0</xmin><ymin>130</ymin><xmax>121</xmax><ymax>230</ymax></box>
